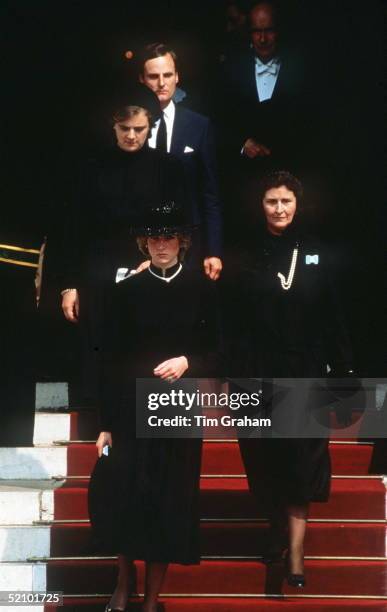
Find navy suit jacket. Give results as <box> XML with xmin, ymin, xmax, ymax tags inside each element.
<box><xmin>170</xmin><ymin>105</ymin><xmax>222</xmax><ymax>258</ymax></box>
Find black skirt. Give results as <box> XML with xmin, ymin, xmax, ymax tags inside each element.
<box><xmin>239</xmin><ymin>436</ymin><xmax>331</xmax><ymax>509</ymax></box>
<box><xmin>88</xmin><ymin>432</ymin><xmax>202</xmax><ymax>564</ymax></box>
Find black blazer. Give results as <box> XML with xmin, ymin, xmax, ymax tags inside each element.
<box><xmin>169</xmin><ymin>105</ymin><xmax>223</xmax><ymax>258</ymax></box>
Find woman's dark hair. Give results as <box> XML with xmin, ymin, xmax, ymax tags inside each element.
<box><xmin>112</xmin><ymin>105</ymin><xmax>154</xmax><ymax>130</ymax></box>
<box><xmin>258</xmin><ymin>170</ymin><xmax>304</xmax><ymax>203</ymax></box>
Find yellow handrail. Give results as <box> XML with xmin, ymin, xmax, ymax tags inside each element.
<box><xmin>0</xmin><ymin>257</ymin><xmax>39</xmax><ymax>268</ymax></box>
<box><xmin>0</xmin><ymin>243</ymin><xmax>40</xmax><ymax>254</ymax></box>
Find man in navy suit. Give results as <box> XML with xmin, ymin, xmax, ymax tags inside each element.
<box><xmin>139</xmin><ymin>43</ymin><xmax>223</xmax><ymax>280</ymax></box>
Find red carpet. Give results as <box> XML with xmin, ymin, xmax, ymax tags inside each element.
<box><xmin>54</xmin><ymin>476</ymin><xmax>386</xmax><ymax>520</ymax></box>
<box><xmin>66</xmin><ymin>440</ymin><xmax>376</xmax><ymax>476</ymax></box>
<box><xmin>47</xmin><ymin>597</ymin><xmax>387</xmax><ymax>612</ymax></box>
<box><xmin>46</xmin><ymin>559</ymin><xmax>387</xmax><ymax>596</ymax></box>
<box><xmin>49</xmin><ymin>521</ymin><xmax>387</xmax><ymax>557</ymax></box>
<box><xmin>44</xmin><ymin>411</ymin><xmax>386</xmax><ymax>610</ymax></box>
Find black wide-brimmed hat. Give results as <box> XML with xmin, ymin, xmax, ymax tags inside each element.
<box><xmin>112</xmin><ymin>83</ymin><xmax>161</xmax><ymax>121</ymax></box>
<box><xmin>132</xmin><ymin>203</ymin><xmax>197</xmax><ymax>236</ymax></box>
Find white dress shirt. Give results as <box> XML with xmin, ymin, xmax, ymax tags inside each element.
<box><xmin>148</xmin><ymin>100</ymin><xmax>175</xmax><ymax>152</ymax></box>
<box><xmin>255</xmin><ymin>56</ymin><xmax>281</xmax><ymax>101</ymax></box>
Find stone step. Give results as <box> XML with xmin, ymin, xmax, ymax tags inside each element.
<box><xmin>54</xmin><ymin>477</ymin><xmax>386</xmax><ymax>521</ymax></box>
<box><xmin>33</xmin><ymin>411</ymin><xmax>99</xmax><ymax>445</ymax></box>
<box><xmin>0</xmin><ymin>526</ymin><xmax>50</xmax><ymax>561</ymax></box>
<box><xmin>0</xmin><ymin>481</ymin><xmax>56</xmax><ymax>524</ymax></box>
<box><xmin>42</xmin><ymin>558</ymin><xmax>387</xmax><ymax>597</ymax></box>
<box><xmin>36</xmin><ymin>383</ymin><xmax>68</xmax><ymax>411</ymax></box>
<box><xmin>1</xmin><ymin>515</ymin><xmax>385</xmax><ymax>562</ymax></box>
<box><xmin>33</xmin><ymin>413</ymin><xmax>71</xmax><ymax>446</ymax></box>
<box><xmin>0</xmin><ymin>448</ymin><xmax>67</xmax><ymax>480</ymax></box>
<box><xmin>47</xmin><ymin>520</ymin><xmax>387</xmax><ymax>558</ymax></box>
<box><xmin>0</xmin><ymin>562</ymin><xmax>46</xmax><ymax>590</ymax></box>
<box><xmin>65</xmin><ymin>441</ymin><xmax>380</xmax><ymax>477</ymax></box>
<box><xmin>2</xmin><ymin>441</ymin><xmax>380</xmax><ymax>481</ymax></box>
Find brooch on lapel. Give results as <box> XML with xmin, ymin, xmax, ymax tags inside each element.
<box><xmin>305</xmin><ymin>254</ymin><xmax>319</xmax><ymax>265</ymax></box>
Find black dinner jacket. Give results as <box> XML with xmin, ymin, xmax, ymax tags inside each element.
<box><xmin>169</xmin><ymin>105</ymin><xmax>223</xmax><ymax>258</ymax></box>
<box><xmin>219</xmin><ymin>47</ymin><xmax>316</xmax><ymax>170</ymax></box>
<box><xmin>223</xmin><ymin>48</ymin><xmax>306</xmax><ymax>107</ymax></box>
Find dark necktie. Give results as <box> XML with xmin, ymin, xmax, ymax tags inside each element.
<box><xmin>156</xmin><ymin>114</ymin><xmax>168</xmax><ymax>153</ymax></box>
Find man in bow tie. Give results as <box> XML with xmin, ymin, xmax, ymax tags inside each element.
<box><xmin>217</xmin><ymin>0</ymin><xmax>317</xmax><ymax>243</ymax></box>
<box><xmin>138</xmin><ymin>43</ymin><xmax>223</xmax><ymax>281</ymax></box>
<box><xmin>241</xmin><ymin>1</ymin><xmax>285</xmax><ymax>160</ymax></box>
<box><xmin>219</xmin><ymin>0</ymin><xmax>311</xmax><ymax>167</ymax></box>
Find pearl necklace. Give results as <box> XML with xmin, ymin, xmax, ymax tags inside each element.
<box><xmin>277</xmin><ymin>247</ymin><xmax>298</xmax><ymax>290</ymax></box>
<box><xmin>148</xmin><ymin>263</ymin><xmax>183</xmax><ymax>283</ymax></box>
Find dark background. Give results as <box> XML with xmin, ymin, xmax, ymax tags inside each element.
<box><xmin>1</xmin><ymin>0</ymin><xmax>386</xmax><ymax>375</ymax></box>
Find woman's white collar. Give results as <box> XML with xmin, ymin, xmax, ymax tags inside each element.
<box><xmin>148</xmin><ymin>263</ymin><xmax>183</xmax><ymax>283</ymax></box>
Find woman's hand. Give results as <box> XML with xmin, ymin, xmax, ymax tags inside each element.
<box><xmin>62</xmin><ymin>289</ymin><xmax>80</xmax><ymax>323</ymax></box>
<box><xmin>154</xmin><ymin>356</ymin><xmax>189</xmax><ymax>381</ymax></box>
<box><xmin>96</xmin><ymin>431</ymin><xmax>112</xmax><ymax>458</ymax></box>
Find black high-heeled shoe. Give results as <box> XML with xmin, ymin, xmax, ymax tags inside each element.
<box><xmin>104</xmin><ymin>604</ymin><xmax>129</xmax><ymax>612</ymax></box>
<box><xmin>285</xmin><ymin>550</ymin><xmax>306</xmax><ymax>588</ymax></box>
<box><xmin>287</xmin><ymin>572</ymin><xmax>306</xmax><ymax>588</ymax></box>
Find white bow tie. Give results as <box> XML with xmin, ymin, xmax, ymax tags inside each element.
<box><xmin>255</xmin><ymin>61</ymin><xmax>279</xmax><ymax>76</ymax></box>
<box><xmin>305</xmin><ymin>254</ymin><xmax>319</xmax><ymax>265</ymax></box>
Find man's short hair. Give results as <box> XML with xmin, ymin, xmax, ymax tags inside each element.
<box><xmin>138</xmin><ymin>43</ymin><xmax>178</xmax><ymax>74</ymax></box>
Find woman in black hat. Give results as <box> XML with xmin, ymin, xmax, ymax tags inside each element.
<box><xmin>59</xmin><ymin>84</ymin><xmax>186</xmax><ymax>403</ymax></box>
<box><xmin>88</xmin><ymin>204</ymin><xmax>220</xmax><ymax>612</ymax></box>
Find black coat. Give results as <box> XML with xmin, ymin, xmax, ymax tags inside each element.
<box><xmin>88</xmin><ymin>264</ymin><xmax>220</xmax><ymax>563</ymax></box>
<box><xmin>224</xmin><ymin>225</ymin><xmax>354</xmax><ymax>507</ymax></box>
<box><xmin>97</xmin><ymin>263</ymin><xmax>220</xmax><ymax>431</ymax></box>
<box><xmin>226</xmin><ymin>226</ymin><xmax>353</xmax><ymax>377</ymax></box>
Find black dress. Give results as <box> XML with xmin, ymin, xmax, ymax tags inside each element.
<box><xmin>226</xmin><ymin>226</ymin><xmax>353</xmax><ymax>509</ymax></box>
<box><xmin>60</xmin><ymin>145</ymin><xmax>186</xmax><ymax>400</ymax></box>
<box><xmin>88</xmin><ymin>263</ymin><xmax>220</xmax><ymax>563</ymax></box>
